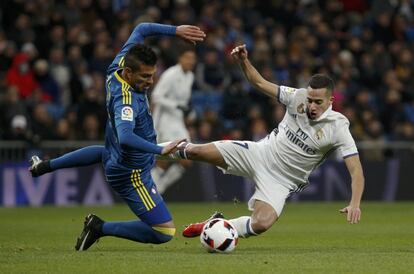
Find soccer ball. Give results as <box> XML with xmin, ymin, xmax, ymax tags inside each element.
<box><xmin>200</xmin><ymin>218</ymin><xmax>238</xmax><ymax>253</ymax></box>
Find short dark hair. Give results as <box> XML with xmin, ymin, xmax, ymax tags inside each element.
<box><xmin>124</xmin><ymin>44</ymin><xmax>157</xmax><ymax>71</ymax></box>
<box><xmin>308</xmin><ymin>74</ymin><xmax>335</xmax><ymax>94</ymax></box>
<box><xmin>178</xmin><ymin>44</ymin><xmax>195</xmax><ymax>57</ymax></box>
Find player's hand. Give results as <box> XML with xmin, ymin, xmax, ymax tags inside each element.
<box><xmin>176</xmin><ymin>25</ymin><xmax>206</xmax><ymax>44</ymax></box>
<box><xmin>339</xmin><ymin>205</ymin><xmax>361</xmax><ymax>224</ymax></box>
<box><xmin>161</xmin><ymin>138</ymin><xmax>187</xmax><ymax>155</ymax></box>
<box><xmin>231</xmin><ymin>44</ymin><xmax>248</xmax><ymax>62</ymax></box>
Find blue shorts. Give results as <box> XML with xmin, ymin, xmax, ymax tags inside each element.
<box><xmin>104</xmin><ymin>164</ymin><xmax>172</xmax><ymax>225</ymax></box>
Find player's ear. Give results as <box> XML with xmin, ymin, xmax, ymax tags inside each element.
<box><xmin>124</xmin><ymin>67</ymin><xmax>132</xmax><ymax>74</ymax></box>
<box><xmin>123</xmin><ymin>67</ymin><xmax>134</xmax><ymax>80</ymax></box>
<box><xmin>326</xmin><ymin>89</ymin><xmax>333</xmax><ymax>103</ymax></box>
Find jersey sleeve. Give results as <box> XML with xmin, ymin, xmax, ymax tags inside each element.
<box><xmin>335</xmin><ymin>118</ymin><xmax>359</xmax><ymax>159</ymax></box>
<box><xmin>277</xmin><ymin>85</ymin><xmax>300</xmax><ymax>107</ymax></box>
<box><xmin>107</xmin><ymin>23</ymin><xmax>177</xmax><ymax>75</ymax></box>
<box><xmin>113</xmin><ymin>94</ymin><xmax>162</xmax><ymax>154</ymax></box>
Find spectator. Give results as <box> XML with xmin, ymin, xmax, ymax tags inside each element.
<box><xmin>6</xmin><ymin>53</ymin><xmax>39</xmax><ymax>98</ymax></box>
<box><xmin>33</xmin><ymin>59</ymin><xmax>60</xmax><ymax>103</ymax></box>
<box><xmin>0</xmin><ymin>86</ymin><xmax>28</xmax><ymax>138</ymax></box>
<box><xmin>30</xmin><ymin>104</ymin><xmax>55</xmax><ymax>140</ymax></box>
<box><xmin>4</xmin><ymin>114</ymin><xmax>31</xmax><ymax>141</ymax></box>
<box><xmin>195</xmin><ymin>49</ymin><xmax>230</xmax><ymax>92</ymax></box>
<box><xmin>0</xmin><ymin>0</ymin><xmax>413</xmax><ymax>145</ymax></box>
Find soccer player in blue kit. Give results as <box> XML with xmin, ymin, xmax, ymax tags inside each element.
<box><xmin>28</xmin><ymin>23</ymin><xmax>205</xmax><ymax>251</ymax></box>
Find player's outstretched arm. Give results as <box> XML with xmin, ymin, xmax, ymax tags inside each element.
<box><xmin>175</xmin><ymin>25</ymin><xmax>206</xmax><ymax>44</ymax></box>
<box><xmin>130</xmin><ymin>23</ymin><xmax>205</xmax><ymax>45</ymax></box>
<box><xmin>231</xmin><ymin>44</ymin><xmax>279</xmax><ymax>99</ymax></box>
<box><xmin>340</xmin><ymin>154</ymin><xmax>365</xmax><ymax>224</ymax></box>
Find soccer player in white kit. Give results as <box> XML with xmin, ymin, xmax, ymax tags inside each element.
<box><xmin>151</xmin><ymin>47</ymin><xmax>197</xmax><ymax>194</ymax></box>
<box><xmin>169</xmin><ymin>44</ymin><xmax>364</xmax><ymax>239</ymax></box>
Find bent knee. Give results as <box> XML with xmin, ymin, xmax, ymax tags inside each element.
<box><xmin>152</xmin><ymin>226</ymin><xmax>176</xmax><ymax>244</ymax></box>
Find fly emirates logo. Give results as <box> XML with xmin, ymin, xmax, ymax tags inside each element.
<box><xmin>284</xmin><ymin>126</ymin><xmax>316</xmax><ymax>155</ymax></box>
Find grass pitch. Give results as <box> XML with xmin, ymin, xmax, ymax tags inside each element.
<box><xmin>0</xmin><ymin>202</ymin><xmax>413</xmax><ymax>273</ymax></box>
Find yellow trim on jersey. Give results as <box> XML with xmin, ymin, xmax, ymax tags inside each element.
<box><xmin>131</xmin><ymin>170</ymin><xmax>155</xmax><ymax>211</ymax></box>
<box><xmin>114</xmin><ymin>70</ymin><xmax>132</xmax><ymax>105</ymax></box>
<box><xmin>121</xmin><ymin>82</ymin><xmax>131</xmax><ymax>105</ymax></box>
<box><xmin>152</xmin><ymin>226</ymin><xmax>176</xmax><ymax>236</ymax></box>
<box><xmin>118</xmin><ymin>56</ymin><xmax>125</xmax><ymax>67</ymax></box>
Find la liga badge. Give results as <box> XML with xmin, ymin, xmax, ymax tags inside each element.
<box><xmin>121</xmin><ymin>106</ymin><xmax>133</xmax><ymax>121</ymax></box>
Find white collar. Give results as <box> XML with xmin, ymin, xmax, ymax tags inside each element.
<box><xmin>311</xmin><ymin>105</ymin><xmax>332</xmax><ymax>122</ymax></box>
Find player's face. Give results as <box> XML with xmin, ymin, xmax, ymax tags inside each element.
<box><xmin>126</xmin><ymin>64</ymin><xmax>157</xmax><ymax>91</ymax></box>
<box><xmin>306</xmin><ymin>87</ymin><xmax>333</xmax><ymax>120</ymax></box>
<box><xmin>179</xmin><ymin>51</ymin><xmax>197</xmax><ymax>72</ymax></box>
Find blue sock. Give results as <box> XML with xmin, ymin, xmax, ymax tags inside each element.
<box><xmin>50</xmin><ymin>145</ymin><xmax>104</xmax><ymax>170</ymax></box>
<box><xmin>102</xmin><ymin>220</ymin><xmax>173</xmax><ymax>244</ymax></box>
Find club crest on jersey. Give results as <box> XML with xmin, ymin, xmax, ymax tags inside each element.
<box><xmin>282</xmin><ymin>86</ymin><xmax>296</xmax><ymax>93</ymax></box>
<box><xmin>315</xmin><ymin>128</ymin><xmax>324</xmax><ymax>140</ymax></box>
<box><xmin>297</xmin><ymin>103</ymin><xmax>305</xmax><ymax>114</ymax></box>
<box><xmin>121</xmin><ymin>106</ymin><xmax>133</xmax><ymax>121</ymax></box>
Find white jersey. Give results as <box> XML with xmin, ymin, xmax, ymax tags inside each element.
<box><xmin>268</xmin><ymin>86</ymin><xmax>358</xmax><ymax>186</ymax></box>
<box><xmin>152</xmin><ymin>64</ymin><xmax>194</xmax><ymax>142</ymax></box>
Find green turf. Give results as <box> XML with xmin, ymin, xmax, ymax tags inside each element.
<box><xmin>0</xmin><ymin>202</ymin><xmax>413</xmax><ymax>273</ymax></box>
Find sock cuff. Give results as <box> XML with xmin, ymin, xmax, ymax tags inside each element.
<box><xmin>152</xmin><ymin>226</ymin><xmax>176</xmax><ymax>237</ymax></box>
<box><xmin>178</xmin><ymin>142</ymin><xmax>190</xmax><ymax>159</ymax></box>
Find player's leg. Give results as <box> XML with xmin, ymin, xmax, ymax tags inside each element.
<box><xmin>160</xmin><ymin>141</ymin><xmax>228</xmax><ymax>169</ymax></box>
<box><xmin>183</xmin><ymin>201</ymin><xmax>278</xmax><ymax>238</ymax></box>
<box><xmin>183</xmin><ymin>140</ymin><xmax>288</xmax><ymax>238</ymax></box>
<box><xmin>75</xmin><ymin>168</ymin><xmax>175</xmax><ymax>250</ymax></box>
<box><xmin>100</xmin><ymin>201</ymin><xmax>175</xmax><ymax>244</ymax></box>
<box><xmin>230</xmin><ymin>173</ymin><xmax>290</xmax><ymax>237</ymax></box>
<box><xmin>153</xmin><ymin>126</ymin><xmax>191</xmax><ymax>193</ymax></box>
<box><xmin>29</xmin><ymin>145</ymin><xmax>104</xmax><ymax>177</ymax></box>
<box><xmin>75</xmin><ymin>203</ymin><xmax>175</xmax><ymax>251</ymax></box>
<box><xmin>184</xmin><ymin>143</ymin><xmax>228</xmax><ymax>168</ymax></box>
<box><xmin>153</xmin><ymin>162</ymin><xmax>185</xmax><ymax>194</ymax></box>
<box><xmin>229</xmin><ymin>200</ymin><xmax>278</xmax><ymax>237</ymax></box>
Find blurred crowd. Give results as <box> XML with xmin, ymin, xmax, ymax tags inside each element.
<box><xmin>1</xmin><ymin>0</ymin><xmax>414</xmax><ymax>146</ymax></box>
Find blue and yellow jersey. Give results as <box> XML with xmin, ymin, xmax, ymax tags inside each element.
<box><xmin>104</xmin><ymin>70</ymin><xmax>157</xmax><ymax>169</ymax></box>
<box><xmin>103</xmin><ymin>23</ymin><xmax>176</xmax><ymax>170</ymax></box>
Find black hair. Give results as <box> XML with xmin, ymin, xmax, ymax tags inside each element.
<box><xmin>177</xmin><ymin>44</ymin><xmax>195</xmax><ymax>57</ymax></box>
<box><xmin>308</xmin><ymin>74</ymin><xmax>335</xmax><ymax>94</ymax></box>
<box><xmin>124</xmin><ymin>44</ymin><xmax>157</xmax><ymax>71</ymax></box>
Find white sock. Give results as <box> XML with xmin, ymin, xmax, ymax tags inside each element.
<box><xmin>229</xmin><ymin>216</ymin><xmax>258</xmax><ymax>238</ymax></box>
<box><xmin>155</xmin><ymin>164</ymin><xmax>185</xmax><ymax>194</ymax></box>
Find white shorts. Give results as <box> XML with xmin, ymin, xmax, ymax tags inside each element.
<box><xmin>213</xmin><ymin>138</ymin><xmax>295</xmax><ymax>217</ymax></box>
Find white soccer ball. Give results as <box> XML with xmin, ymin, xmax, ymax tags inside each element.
<box><xmin>200</xmin><ymin>218</ymin><xmax>238</xmax><ymax>253</ymax></box>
